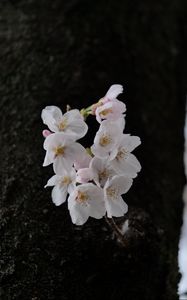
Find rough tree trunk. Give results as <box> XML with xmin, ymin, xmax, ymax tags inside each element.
<box><xmin>0</xmin><ymin>1</ymin><xmax>186</xmax><ymax>300</ymax></box>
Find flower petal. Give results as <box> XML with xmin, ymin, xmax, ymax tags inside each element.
<box><xmin>45</xmin><ymin>175</ymin><xmax>59</xmax><ymax>187</ymax></box>
<box><xmin>105</xmin><ymin>84</ymin><xmax>123</xmax><ymax>100</ymax></box>
<box><xmin>120</xmin><ymin>134</ymin><xmax>141</xmax><ymax>152</ymax></box>
<box><xmin>52</xmin><ymin>185</ymin><xmax>67</xmax><ymax>206</ymax></box>
<box><xmin>53</xmin><ymin>156</ymin><xmax>72</xmax><ymax>174</ymax></box>
<box><xmin>62</xmin><ymin>109</ymin><xmax>88</xmax><ymax>139</ymax></box>
<box><xmin>68</xmin><ymin>191</ymin><xmax>90</xmax><ymax>225</ymax></box>
<box><xmin>105</xmin><ymin>195</ymin><xmax>128</xmax><ymax>218</ymax></box>
<box><xmin>43</xmin><ymin>149</ymin><xmax>54</xmax><ymax>166</ymax></box>
<box><xmin>111</xmin><ymin>153</ymin><xmax>141</xmax><ymax>178</ymax></box>
<box><xmin>41</xmin><ymin>106</ymin><xmax>63</xmax><ymax>132</ymax></box>
<box><xmin>107</xmin><ymin>175</ymin><xmax>133</xmax><ymax>195</ymax></box>
<box><xmin>74</xmin><ymin>151</ymin><xmax>92</xmax><ymax>170</ymax></box>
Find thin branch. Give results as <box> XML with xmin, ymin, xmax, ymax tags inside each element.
<box><xmin>104</xmin><ymin>215</ymin><xmax>128</xmax><ymax>247</ymax></box>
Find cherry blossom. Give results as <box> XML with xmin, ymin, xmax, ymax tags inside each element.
<box><xmin>41</xmin><ymin>83</ymin><xmax>142</xmax><ymax>229</ymax></box>
<box><xmin>92</xmin><ymin>85</ymin><xmax>126</xmax><ymax>123</ymax></box>
<box><xmin>91</xmin><ymin>120</ymin><xmax>123</xmax><ymax>160</ymax></box>
<box><xmin>104</xmin><ymin>175</ymin><xmax>132</xmax><ymax>218</ymax></box>
<box><xmin>41</xmin><ymin>106</ymin><xmax>88</xmax><ymax>140</ymax></box>
<box><xmin>110</xmin><ymin>134</ymin><xmax>141</xmax><ymax>178</ymax></box>
<box><xmin>90</xmin><ymin>157</ymin><xmax>116</xmax><ymax>187</ymax></box>
<box><xmin>67</xmin><ymin>183</ymin><xmax>105</xmax><ymax>225</ymax></box>
<box><xmin>45</xmin><ymin>167</ymin><xmax>76</xmax><ymax>206</ymax></box>
<box><xmin>43</xmin><ymin>132</ymin><xmax>86</xmax><ymax>174</ymax></box>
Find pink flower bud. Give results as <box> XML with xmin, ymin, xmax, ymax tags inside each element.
<box><xmin>42</xmin><ymin>130</ymin><xmax>52</xmax><ymax>138</ymax></box>
<box><xmin>76</xmin><ymin>168</ymin><xmax>93</xmax><ymax>183</ymax></box>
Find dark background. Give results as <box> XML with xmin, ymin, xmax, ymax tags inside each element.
<box><xmin>0</xmin><ymin>1</ymin><xmax>186</xmax><ymax>299</ymax></box>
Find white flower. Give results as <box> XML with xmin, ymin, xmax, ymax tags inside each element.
<box><xmin>41</xmin><ymin>106</ymin><xmax>88</xmax><ymax>140</ymax></box>
<box><xmin>68</xmin><ymin>183</ymin><xmax>105</xmax><ymax>225</ymax></box>
<box><xmin>93</xmin><ymin>85</ymin><xmax>126</xmax><ymax>123</ymax></box>
<box><xmin>45</xmin><ymin>167</ymin><xmax>76</xmax><ymax>206</ymax></box>
<box><xmin>96</xmin><ymin>100</ymin><xmax>126</xmax><ymax>123</ymax></box>
<box><xmin>43</xmin><ymin>132</ymin><xmax>86</xmax><ymax>174</ymax></box>
<box><xmin>104</xmin><ymin>175</ymin><xmax>132</xmax><ymax>218</ymax></box>
<box><xmin>111</xmin><ymin>134</ymin><xmax>141</xmax><ymax>178</ymax></box>
<box><xmin>90</xmin><ymin>157</ymin><xmax>116</xmax><ymax>187</ymax></box>
<box><xmin>91</xmin><ymin>120</ymin><xmax>123</xmax><ymax>160</ymax></box>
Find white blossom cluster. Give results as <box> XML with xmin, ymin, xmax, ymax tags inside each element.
<box><xmin>42</xmin><ymin>85</ymin><xmax>141</xmax><ymax>225</ymax></box>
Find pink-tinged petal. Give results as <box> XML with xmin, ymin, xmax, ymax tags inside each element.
<box><xmin>111</xmin><ymin>153</ymin><xmax>141</xmax><ymax>178</ymax></box>
<box><xmin>86</xmin><ymin>185</ymin><xmax>105</xmax><ymax>218</ymax></box>
<box><xmin>61</xmin><ymin>109</ymin><xmax>88</xmax><ymax>139</ymax></box>
<box><xmin>43</xmin><ymin>132</ymin><xmax>70</xmax><ymax>151</ymax></box>
<box><xmin>68</xmin><ymin>190</ymin><xmax>90</xmax><ymax>225</ymax></box>
<box><xmin>52</xmin><ymin>185</ymin><xmax>67</xmax><ymax>206</ymax></box>
<box><xmin>95</xmin><ymin>101</ymin><xmax>113</xmax><ymax>123</ymax></box>
<box><xmin>105</xmin><ymin>195</ymin><xmax>128</xmax><ymax>218</ymax></box>
<box><xmin>43</xmin><ymin>150</ymin><xmax>54</xmax><ymax>166</ymax></box>
<box><xmin>53</xmin><ymin>156</ymin><xmax>72</xmax><ymax>174</ymax></box>
<box><xmin>67</xmin><ymin>142</ymin><xmax>86</xmax><ymax>163</ymax></box>
<box><xmin>105</xmin><ymin>84</ymin><xmax>123</xmax><ymax>100</ymax></box>
<box><xmin>108</xmin><ymin>175</ymin><xmax>133</xmax><ymax>195</ymax></box>
<box><xmin>44</xmin><ymin>175</ymin><xmax>59</xmax><ymax>187</ymax></box>
<box><xmin>65</xmin><ymin>119</ymin><xmax>88</xmax><ymax>139</ymax></box>
<box><xmin>41</xmin><ymin>106</ymin><xmax>63</xmax><ymax>132</ymax></box>
<box><xmin>120</xmin><ymin>134</ymin><xmax>141</xmax><ymax>152</ymax></box>
<box><xmin>64</xmin><ymin>109</ymin><xmax>84</xmax><ymax>121</ymax></box>
<box><xmin>74</xmin><ymin>151</ymin><xmax>92</xmax><ymax>170</ymax></box>
<box><xmin>127</xmin><ymin>153</ymin><xmax>141</xmax><ymax>172</ymax></box>
<box><xmin>104</xmin><ymin>176</ymin><xmax>129</xmax><ymax>218</ymax></box>
<box><xmin>96</xmin><ymin>99</ymin><xmax>126</xmax><ymax>123</ymax></box>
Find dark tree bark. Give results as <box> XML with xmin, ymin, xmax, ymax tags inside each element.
<box><xmin>0</xmin><ymin>1</ymin><xmax>186</xmax><ymax>299</ymax></box>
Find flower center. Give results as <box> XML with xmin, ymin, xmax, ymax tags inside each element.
<box><xmin>116</xmin><ymin>148</ymin><xmax>128</xmax><ymax>160</ymax></box>
<box><xmin>76</xmin><ymin>190</ymin><xmax>88</xmax><ymax>203</ymax></box>
<box><xmin>98</xmin><ymin>169</ymin><xmax>109</xmax><ymax>181</ymax></box>
<box><xmin>106</xmin><ymin>187</ymin><xmax>117</xmax><ymax>199</ymax></box>
<box><xmin>62</xmin><ymin>176</ymin><xmax>71</xmax><ymax>185</ymax></box>
<box><xmin>91</xmin><ymin>99</ymin><xmax>104</xmax><ymax>114</ymax></box>
<box><xmin>58</xmin><ymin>118</ymin><xmax>68</xmax><ymax>131</ymax></box>
<box><xmin>100</xmin><ymin>108</ymin><xmax>113</xmax><ymax>116</ymax></box>
<box><xmin>53</xmin><ymin>146</ymin><xmax>65</xmax><ymax>157</ymax></box>
<box><xmin>99</xmin><ymin>134</ymin><xmax>111</xmax><ymax>147</ymax></box>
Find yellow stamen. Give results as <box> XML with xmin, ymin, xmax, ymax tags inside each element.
<box><xmin>99</xmin><ymin>135</ymin><xmax>111</xmax><ymax>147</ymax></box>
<box><xmin>53</xmin><ymin>146</ymin><xmax>65</xmax><ymax>157</ymax></box>
<box><xmin>61</xmin><ymin>176</ymin><xmax>71</xmax><ymax>185</ymax></box>
<box><xmin>98</xmin><ymin>169</ymin><xmax>109</xmax><ymax>181</ymax></box>
<box><xmin>106</xmin><ymin>187</ymin><xmax>117</xmax><ymax>199</ymax></box>
<box><xmin>100</xmin><ymin>108</ymin><xmax>113</xmax><ymax>116</ymax></box>
<box><xmin>58</xmin><ymin>118</ymin><xmax>68</xmax><ymax>131</ymax></box>
<box><xmin>116</xmin><ymin>148</ymin><xmax>128</xmax><ymax>160</ymax></box>
<box><xmin>76</xmin><ymin>190</ymin><xmax>88</xmax><ymax>203</ymax></box>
